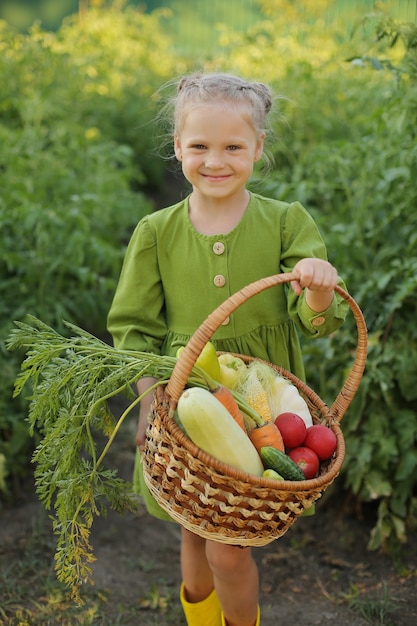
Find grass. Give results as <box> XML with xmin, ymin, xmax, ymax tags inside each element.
<box><xmin>346</xmin><ymin>583</ymin><xmax>401</xmax><ymax>626</ymax></box>
<box><xmin>0</xmin><ymin>508</ymin><xmax>184</xmax><ymax>626</ymax></box>
<box><xmin>0</xmin><ymin>516</ymin><xmax>103</xmax><ymax>625</ymax></box>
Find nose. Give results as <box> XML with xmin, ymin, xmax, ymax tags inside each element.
<box><xmin>204</xmin><ymin>151</ymin><xmax>224</xmax><ymax>169</ymax></box>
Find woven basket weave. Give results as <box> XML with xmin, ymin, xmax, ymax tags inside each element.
<box><xmin>143</xmin><ymin>271</ymin><xmax>367</xmax><ymax>546</ymax></box>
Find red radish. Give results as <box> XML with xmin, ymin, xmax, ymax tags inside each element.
<box><xmin>303</xmin><ymin>424</ymin><xmax>337</xmax><ymax>460</ymax></box>
<box><xmin>288</xmin><ymin>447</ymin><xmax>320</xmax><ymax>479</ymax></box>
<box><xmin>274</xmin><ymin>412</ymin><xmax>307</xmax><ymax>449</ymax></box>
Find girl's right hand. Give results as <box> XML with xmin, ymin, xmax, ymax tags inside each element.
<box><xmin>290</xmin><ymin>258</ymin><xmax>337</xmax><ymax>313</ymax></box>
<box><xmin>291</xmin><ymin>258</ymin><xmax>338</xmax><ymax>295</ymax></box>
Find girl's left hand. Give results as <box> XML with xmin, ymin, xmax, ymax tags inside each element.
<box><xmin>290</xmin><ymin>258</ymin><xmax>338</xmax><ymax>296</ymax></box>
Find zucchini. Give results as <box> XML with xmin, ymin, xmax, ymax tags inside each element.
<box><xmin>177</xmin><ymin>387</ymin><xmax>264</xmax><ymax>476</ymax></box>
<box><xmin>260</xmin><ymin>446</ymin><xmax>305</xmax><ymax>481</ymax></box>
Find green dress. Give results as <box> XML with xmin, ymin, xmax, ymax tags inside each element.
<box><xmin>107</xmin><ymin>192</ymin><xmax>348</xmax><ymax>520</ymax></box>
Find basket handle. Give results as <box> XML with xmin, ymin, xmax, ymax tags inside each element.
<box><xmin>166</xmin><ymin>271</ymin><xmax>368</xmax><ymax>423</ymax></box>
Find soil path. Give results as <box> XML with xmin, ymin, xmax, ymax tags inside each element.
<box><xmin>2</xmin><ymin>428</ymin><xmax>415</xmax><ymax>626</ymax></box>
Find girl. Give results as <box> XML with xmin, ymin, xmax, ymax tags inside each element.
<box><xmin>107</xmin><ymin>72</ymin><xmax>348</xmax><ymax>626</ymax></box>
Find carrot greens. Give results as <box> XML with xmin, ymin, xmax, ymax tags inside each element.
<box><xmin>6</xmin><ymin>315</ymin><xmax>263</xmax><ymax>600</ymax></box>
<box><xmin>6</xmin><ymin>316</ymin><xmax>194</xmax><ymax>600</ymax></box>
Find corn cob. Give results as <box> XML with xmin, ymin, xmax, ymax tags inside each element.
<box><xmin>243</xmin><ymin>369</ymin><xmax>273</xmax><ymax>423</ymax></box>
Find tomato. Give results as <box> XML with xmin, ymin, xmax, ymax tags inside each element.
<box><xmin>176</xmin><ymin>341</ymin><xmax>221</xmax><ymax>382</ymax></box>
<box><xmin>288</xmin><ymin>446</ymin><xmax>320</xmax><ymax>479</ymax></box>
<box><xmin>274</xmin><ymin>412</ymin><xmax>307</xmax><ymax>449</ymax></box>
<box><xmin>303</xmin><ymin>424</ymin><xmax>337</xmax><ymax>460</ymax></box>
<box><xmin>218</xmin><ymin>353</ymin><xmax>247</xmax><ymax>389</ymax></box>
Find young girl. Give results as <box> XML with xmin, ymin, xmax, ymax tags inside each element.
<box><xmin>108</xmin><ymin>72</ymin><xmax>348</xmax><ymax>626</ymax></box>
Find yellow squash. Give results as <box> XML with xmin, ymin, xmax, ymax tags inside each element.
<box><xmin>177</xmin><ymin>387</ymin><xmax>264</xmax><ymax>476</ymax></box>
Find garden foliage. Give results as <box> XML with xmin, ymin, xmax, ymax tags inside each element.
<box><xmin>0</xmin><ymin>6</ymin><xmax>180</xmax><ymax>489</ymax></box>
<box><xmin>2</xmin><ymin>1</ymin><xmax>416</xmax><ymax>550</ymax></box>
<box><xmin>229</xmin><ymin>7</ymin><xmax>417</xmax><ymax>550</ymax></box>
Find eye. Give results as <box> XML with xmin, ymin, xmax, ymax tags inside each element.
<box><xmin>227</xmin><ymin>145</ymin><xmax>241</xmax><ymax>151</ymax></box>
<box><xmin>191</xmin><ymin>144</ymin><xmax>206</xmax><ymax>150</ymax></box>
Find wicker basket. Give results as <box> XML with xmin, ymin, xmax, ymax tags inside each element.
<box><xmin>143</xmin><ymin>271</ymin><xmax>367</xmax><ymax>546</ymax></box>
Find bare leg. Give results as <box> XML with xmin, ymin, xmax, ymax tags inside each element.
<box><xmin>181</xmin><ymin>527</ymin><xmax>214</xmax><ymax>602</ymax></box>
<box><xmin>206</xmin><ymin>541</ymin><xmax>259</xmax><ymax>626</ymax></box>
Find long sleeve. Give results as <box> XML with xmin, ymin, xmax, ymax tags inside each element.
<box><xmin>107</xmin><ymin>216</ymin><xmax>166</xmax><ymax>353</ymax></box>
<box><xmin>280</xmin><ymin>201</ymin><xmax>348</xmax><ymax>338</ymax></box>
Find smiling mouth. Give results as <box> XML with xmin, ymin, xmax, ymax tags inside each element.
<box><xmin>202</xmin><ymin>174</ymin><xmax>231</xmax><ymax>182</ymax></box>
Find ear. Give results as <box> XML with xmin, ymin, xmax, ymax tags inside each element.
<box><xmin>254</xmin><ymin>132</ymin><xmax>265</xmax><ymax>162</ymax></box>
<box><xmin>174</xmin><ymin>135</ymin><xmax>182</xmax><ymax>161</ymax></box>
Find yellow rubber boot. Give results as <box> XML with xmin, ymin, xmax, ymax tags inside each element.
<box><xmin>221</xmin><ymin>604</ymin><xmax>260</xmax><ymax>626</ymax></box>
<box><xmin>180</xmin><ymin>582</ymin><xmax>222</xmax><ymax>626</ymax></box>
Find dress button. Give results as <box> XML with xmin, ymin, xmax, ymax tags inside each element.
<box><xmin>312</xmin><ymin>316</ymin><xmax>326</xmax><ymax>326</ymax></box>
<box><xmin>213</xmin><ymin>274</ymin><xmax>226</xmax><ymax>287</ymax></box>
<box><xmin>213</xmin><ymin>241</ymin><xmax>225</xmax><ymax>255</ymax></box>
<box><xmin>221</xmin><ymin>316</ymin><xmax>230</xmax><ymax>326</ymax></box>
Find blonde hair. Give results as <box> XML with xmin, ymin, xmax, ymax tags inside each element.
<box><xmin>173</xmin><ymin>72</ymin><xmax>273</xmax><ymax>137</ymax></box>
<box><xmin>154</xmin><ymin>72</ymin><xmax>278</xmax><ymax>169</ymax></box>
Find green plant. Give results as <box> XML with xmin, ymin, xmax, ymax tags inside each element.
<box><xmin>6</xmin><ymin>316</ymin><xmax>227</xmax><ymax>598</ymax></box>
<box><xmin>266</xmin><ymin>15</ymin><xmax>417</xmax><ymax>550</ymax></box>
<box><xmin>347</xmin><ymin>583</ymin><xmax>400</xmax><ymax>625</ymax></box>
<box><xmin>207</xmin><ymin>3</ymin><xmax>417</xmax><ymax>549</ymax></box>
<box><xmin>3</xmin><ymin>0</ymin><xmax>416</xmax><ymax>555</ymax></box>
<box><xmin>0</xmin><ymin>505</ymin><xmax>175</xmax><ymax>625</ymax></box>
<box><xmin>52</xmin><ymin>5</ymin><xmax>179</xmax><ymax>186</ymax></box>
<box><xmin>0</xmin><ymin>5</ymin><xmax>181</xmax><ymax>492</ymax></box>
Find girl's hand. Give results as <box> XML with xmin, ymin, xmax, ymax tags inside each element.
<box><xmin>136</xmin><ymin>406</ymin><xmax>150</xmax><ymax>451</ymax></box>
<box><xmin>291</xmin><ymin>258</ymin><xmax>338</xmax><ymax>312</ymax></box>
<box><xmin>136</xmin><ymin>377</ymin><xmax>157</xmax><ymax>451</ymax></box>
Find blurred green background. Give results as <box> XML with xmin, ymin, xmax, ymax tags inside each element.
<box><xmin>1</xmin><ymin>0</ymin><xmax>417</xmax><ymax>558</ymax></box>
<box><xmin>2</xmin><ymin>0</ymin><xmax>416</xmax><ymax>35</ymax></box>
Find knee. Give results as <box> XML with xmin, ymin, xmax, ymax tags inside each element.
<box><xmin>181</xmin><ymin>527</ymin><xmax>206</xmax><ymax>550</ymax></box>
<box><xmin>206</xmin><ymin>542</ymin><xmax>253</xmax><ymax>578</ymax></box>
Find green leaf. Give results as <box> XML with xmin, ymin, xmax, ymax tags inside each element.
<box><xmin>6</xmin><ymin>315</ymin><xmax>212</xmax><ymax>597</ymax></box>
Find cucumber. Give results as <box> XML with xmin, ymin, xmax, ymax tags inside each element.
<box><xmin>260</xmin><ymin>446</ymin><xmax>305</xmax><ymax>481</ymax></box>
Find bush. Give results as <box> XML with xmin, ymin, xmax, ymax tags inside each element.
<box><xmin>0</xmin><ymin>6</ymin><xmax>181</xmax><ymax>491</ymax></box>
<box><xmin>204</xmin><ymin>2</ymin><xmax>417</xmax><ymax>548</ymax></box>
<box><xmin>255</xmin><ymin>15</ymin><xmax>417</xmax><ymax>549</ymax></box>
<box><xmin>3</xmin><ymin>1</ymin><xmax>416</xmax><ymax>551</ymax></box>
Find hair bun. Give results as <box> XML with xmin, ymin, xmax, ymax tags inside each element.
<box><xmin>177</xmin><ymin>73</ymin><xmax>202</xmax><ymax>93</ymax></box>
<box><xmin>252</xmin><ymin>82</ymin><xmax>273</xmax><ymax>114</ymax></box>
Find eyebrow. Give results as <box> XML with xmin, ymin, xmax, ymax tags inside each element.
<box><xmin>185</xmin><ymin>136</ymin><xmax>250</xmax><ymax>145</ymax></box>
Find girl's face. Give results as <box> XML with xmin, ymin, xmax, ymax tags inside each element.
<box><xmin>174</xmin><ymin>102</ymin><xmax>264</xmax><ymax>204</ymax></box>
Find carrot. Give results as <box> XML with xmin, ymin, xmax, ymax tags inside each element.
<box><xmin>249</xmin><ymin>422</ymin><xmax>285</xmax><ymax>454</ymax></box>
<box><xmin>211</xmin><ymin>384</ymin><xmax>247</xmax><ymax>433</ymax></box>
